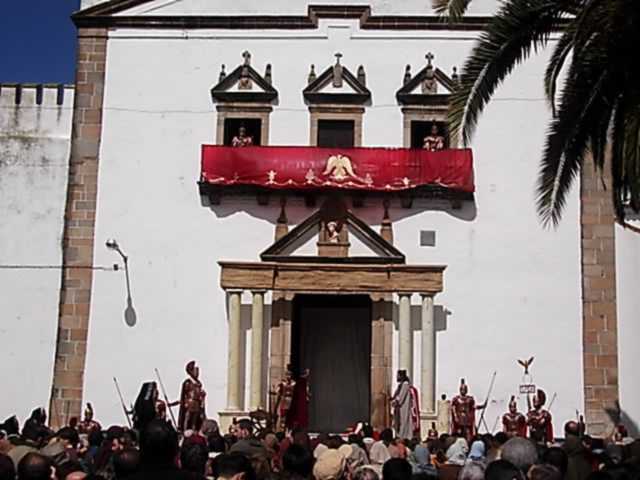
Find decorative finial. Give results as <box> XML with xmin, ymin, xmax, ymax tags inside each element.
<box><xmin>308</xmin><ymin>64</ymin><xmax>317</xmax><ymax>84</ymax></box>
<box><xmin>452</xmin><ymin>66</ymin><xmax>458</xmax><ymax>82</ymax></box>
<box><xmin>426</xmin><ymin>52</ymin><xmax>435</xmax><ymax>67</ymax></box>
<box><xmin>357</xmin><ymin>65</ymin><xmax>366</xmax><ymax>86</ymax></box>
<box><xmin>403</xmin><ymin>65</ymin><xmax>411</xmax><ymax>85</ymax></box>
<box><xmin>219</xmin><ymin>64</ymin><xmax>226</xmax><ymax>83</ymax></box>
<box><xmin>242</xmin><ymin>50</ymin><xmax>251</xmax><ymax>66</ymax></box>
<box><xmin>265</xmin><ymin>64</ymin><xmax>272</xmax><ymax>85</ymax></box>
<box><xmin>333</xmin><ymin>53</ymin><xmax>344</xmax><ymax>88</ymax></box>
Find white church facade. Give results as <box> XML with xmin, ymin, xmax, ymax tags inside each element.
<box><xmin>1</xmin><ymin>0</ymin><xmax>639</xmax><ymax>437</ymax></box>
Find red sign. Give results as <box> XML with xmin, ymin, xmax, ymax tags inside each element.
<box><xmin>201</xmin><ymin>145</ymin><xmax>474</xmax><ymax>193</ymax></box>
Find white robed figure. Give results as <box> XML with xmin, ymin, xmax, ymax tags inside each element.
<box><xmin>392</xmin><ymin>369</ymin><xmax>414</xmax><ymax>439</ymax></box>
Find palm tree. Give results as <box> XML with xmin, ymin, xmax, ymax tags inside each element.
<box><xmin>433</xmin><ymin>0</ymin><xmax>640</xmax><ymax>230</ymax></box>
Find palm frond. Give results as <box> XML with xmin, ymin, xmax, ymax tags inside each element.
<box><xmin>544</xmin><ymin>25</ymin><xmax>575</xmax><ymax>117</ymax></box>
<box><xmin>536</xmin><ymin>48</ymin><xmax>613</xmax><ymax>226</ymax></box>
<box><xmin>448</xmin><ymin>0</ymin><xmax>573</xmax><ymax>146</ymax></box>
<box><xmin>431</xmin><ymin>0</ymin><xmax>473</xmax><ymax>22</ymax></box>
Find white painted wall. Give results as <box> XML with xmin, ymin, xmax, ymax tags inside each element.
<box><xmin>0</xmin><ymin>85</ymin><xmax>74</xmax><ymax>422</ymax></box>
<box><xmin>616</xmin><ymin>223</ymin><xmax>640</xmax><ymax>435</ymax></box>
<box><xmin>82</xmin><ymin>15</ymin><xmax>584</xmax><ymax>437</ymax></box>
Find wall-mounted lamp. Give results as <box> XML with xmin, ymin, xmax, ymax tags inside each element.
<box><xmin>105</xmin><ymin>239</ymin><xmax>137</xmax><ymax>327</ymax></box>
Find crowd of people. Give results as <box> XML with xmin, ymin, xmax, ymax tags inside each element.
<box><xmin>0</xmin><ymin>404</ymin><xmax>639</xmax><ymax>480</ymax></box>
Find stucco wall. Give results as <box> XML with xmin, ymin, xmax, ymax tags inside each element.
<box><xmin>81</xmin><ymin>17</ymin><xmax>583</xmax><ymax>435</ymax></box>
<box><xmin>0</xmin><ymin>85</ymin><xmax>74</xmax><ymax>421</ymax></box>
<box><xmin>616</xmin><ymin>223</ymin><xmax>640</xmax><ymax>433</ymax></box>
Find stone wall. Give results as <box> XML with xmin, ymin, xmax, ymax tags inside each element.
<box><xmin>581</xmin><ymin>160</ymin><xmax>619</xmax><ymax>436</ymax></box>
<box><xmin>48</xmin><ymin>28</ymin><xmax>107</xmax><ymax>428</ymax></box>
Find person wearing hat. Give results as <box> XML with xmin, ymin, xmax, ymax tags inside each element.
<box><xmin>313</xmin><ymin>448</ymin><xmax>348</xmax><ymax>480</ymax></box>
<box><xmin>174</xmin><ymin>361</ymin><xmax>207</xmax><ymax>433</ymax></box>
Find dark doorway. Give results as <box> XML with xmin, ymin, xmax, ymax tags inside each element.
<box><xmin>317</xmin><ymin>119</ymin><xmax>355</xmax><ymax>148</ymax></box>
<box><xmin>410</xmin><ymin>120</ymin><xmax>449</xmax><ymax>148</ymax></box>
<box><xmin>291</xmin><ymin>294</ymin><xmax>371</xmax><ymax>432</ymax></box>
<box><xmin>223</xmin><ymin>118</ymin><xmax>262</xmax><ymax>146</ymax></box>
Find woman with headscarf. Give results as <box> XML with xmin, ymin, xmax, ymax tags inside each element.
<box><xmin>467</xmin><ymin>440</ymin><xmax>486</xmax><ymax>465</ymax></box>
<box><xmin>445</xmin><ymin>437</ymin><xmax>469</xmax><ymax>466</ymax></box>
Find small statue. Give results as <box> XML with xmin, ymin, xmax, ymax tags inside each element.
<box><xmin>422</xmin><ymin>53</ymin><xmax>437</xmax><ymax>94</ymax></box>
<box><xmin>272</xmin><ymin>365</ymin><xmax>296</xmax><ymax>432</ymax></box>
<box><xmin>78</xmin><ymin>403</ymin><xmax>102</xmax><ymax>435</ymax></box>
<box><xmin>326</xmin><ymin>221</ymin><xmax>340</xmax><ymax>243</ymax></box>
<box><xmin>232</xmin><ymin>126</ymin><xmax>254</xmax><ymax>147</ymax></box>
<box><xmin>238</xmin><ymin>51</ymin><xmax>252</xmax><ymax>90</ymax></box>
<box><xmin>423</xmin><ymin>124</ymin><xmax>445</xmax><ymax>151</ymax></box>
<box><xmin>175</xmin><ymin>361</ymin><xmax>207</xmax><ymax>432</ymax></box>
<box><xmin>502</xmin><ymin>396</ymin><xmax>526</xmax><ymax>438</ymax></box>
<box><xmin>526</xmin><ymin>389</ymin><xmax>553</xmax><ymax>444</ymax></box>
<box><xmin>436</xmin><ymin>394</ymin><xmax>451</xmax><ymax>436</ymax></box>
<box><xmin>451</xmin><ymin>379</ymin><xmax>484</xmax><ymax>442</ymax></box>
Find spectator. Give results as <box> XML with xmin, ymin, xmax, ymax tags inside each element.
<box><xmin>180</xmin><ymin>442</ymin><xmax>208</xmax><ymax>476</ymax></box>
<box><xmin>212</xmin><ymin>453</ymin><xmax>255</xmax><ymax>480</ymax></box>
<box><xmin>282</xmin><ymin>444</ymin><xmax>313</xmax><ymax>480</ymax></box>
<box><xmin>382</xmin><ymin>458</ymin><xmax>412</xmax><ymax>480</ymax></box>
<box><xmin>529</xmin><ymin>464</ymin><xmax>562</xmax><ymax>480</ymax></box>
<box><xmin>113</xmin><ymin>449</ymin><xmax>140</xmax><ymax>479</ymax></box>
<box><xmin>369</xmin><ymin>429</ymin><xmax>393</xmax><ymax>469</ymax></box>
<box><xmin>55</xmin><ymin>461</ymin><xmax>85</xmax><ymax>480</ymax></box>
<box><xmin>501</xmin><ymin>438</ymin><xmax>538</xmax><ymax>475</ymax></box>
<box><xmin>563</xmin><ymin>421</ymin><xmax>592</xmax><ymax>480</ymax></box>
<box><xmin>0</xmin><ymin>454</ymin><xmax>16</xmax><ymax>480</ymax></box>
<box><xmin>352</xmin><ymin>466</ymin><xmax>379</xmax><ymax>480</ymax></box>
<box><xmin>485</xmin><ymin>459</ymin><xmax>525</xmax><ymax>480</ymax></box>
<box><xmin>126</xmin><ymin>420</ymin><xmax>203</xmax><ymax>480</ymax></box>
<box><xmin>542</xmin><ymin>447</ymin><xmax>569</xmax><ymax>478</ymax></box>
<box><xmin>18</xmin><ymin>453</ymin><xmax>53</xmax><ymax>480</ymax></box>
<box><xmin>459</xmin><ymin>461</ymin><xmax>486</xmax><ymax>480</ymax></box>
<box><xmin>313</xmin><ymin>449</ymin><xmax>348</xmax><ymax>480</ymax></box>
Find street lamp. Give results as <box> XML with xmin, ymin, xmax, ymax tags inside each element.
<box><xmin>106</xmin><ymin>239</ymin><xmax>137</xmax><ymax>327</ymax></box>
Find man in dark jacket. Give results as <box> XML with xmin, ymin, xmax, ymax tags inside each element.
<box><xmin>562</xmin><ymin>421</ymin><xmax>592</xmax><ymax>480</ymax></box>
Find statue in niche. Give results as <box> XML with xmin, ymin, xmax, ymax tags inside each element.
<box><xmin>423</xmin><ymin>123</ymin><xmax>446</xmax><ymax>151</ymax></box>
<box><xmin>232</xmin><ymin>125</ymin><xmax>254</xmax><ymax>147</ymax></box>
<box><xmin>239</xmin><ymin>51</ymin><xmax>252</xmax><ymax>90</ymax></box>
<box><xmin>325</xmin><ymin>221</ymin><xmax>341</xmax><ymax>243</ymax></box>
<box><xmin>422</xmin><ymin>52</ymin><xmax>438</xmax><ymax>94</ymax></box>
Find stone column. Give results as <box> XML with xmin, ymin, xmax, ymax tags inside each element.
<box><xmin>226</xmin><ymin>290</ymin><xmax>243</xmax><ymax>411</ymax></box>
<box><xmin>421</xmin><ymin>294</ymin><xmax>436</xmax><ymax>413</ymax></box>
<box><xmin>250</xmin><ymin>291</ymin><xmax>265</xmax><ymax>410</ymax></box>
<box><xmin>398</xmin><ymin>293</ymin><xmax>413</xmax><ymax>379</ymax></box>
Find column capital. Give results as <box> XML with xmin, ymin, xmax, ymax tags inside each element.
<box><xmin>420</xmin><ymin>292</ymin><xmax>435</xmax><ymax>298</ymax></box>
<box><xmin>398</xmin><ymin>292</ymin><xmax>413</xmax><ymax>298</ymax></box>
<box><xmin>226</xmin><ymin>289</ymin><xmax>243</xmax><ymax>294</ymax></box>
<box><xmin>251</xmin><ymin>289</ymin><xmax>267</xmax><ymax>295</ymax></box>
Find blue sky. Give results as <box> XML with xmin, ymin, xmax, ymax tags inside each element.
<box><xmin>1</xmin><ymin>1</ymin><xmax>81</xmax><ymax>84</ymax></box>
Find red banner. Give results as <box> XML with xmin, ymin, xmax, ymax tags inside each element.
<box><xmin>201</xmin><ymin>145</ymin><xmax>474</xmax><ymax>193</ymax></box>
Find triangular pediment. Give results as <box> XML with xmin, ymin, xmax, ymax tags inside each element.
<box><xmin>303</xmin><ymin>54</ymin><xmax>371</xmax><ymax>105</ymax></box>
<box><xmin>396</xmin><ymin>55</ymin><xmax>458</xmax><ymax>106</ymax></box>
<box><xmin>261</xmin><ymin>207</ymin><xmax>404</xmax><ymax>264</ymax></box>
<box><xmin>211</xmin><ymin>52</ymin><xmax>278</xmax><ymax>104</ymax></box>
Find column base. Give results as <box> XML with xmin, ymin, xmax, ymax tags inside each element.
<box><xmin>218</xmin><ymin>409</ymin><xmax>249</xmax><ymax>433</ymax></box>
<box><xmin>420</xmin><ymin>411</ymin><xmax>438</xmax><ymax>439</ymax></box>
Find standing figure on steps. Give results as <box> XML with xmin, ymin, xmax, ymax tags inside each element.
<box><xmin>527</xmin><ymin>389</ymin><xmax>553</xmax><ymax>445</ymax></box>
<box><xmin>392</xmin><ymin>370</ymin><xmax>415</xmax><ymax>440</ymax></box>
<box><xmin>437</xmin><ymin>394</ymin><xmax>451</xmax><ymax>435</ymax></box>
<box><xmin>451</xmin><ymin>378</ymin><xmax>484</xmax><ymax>442</ymax></box>
<box><xmin>232</xmin><ymin>125</ymin><xmax>254</xmax><ymax>147</ymax></box>
<box><xmin>502</xmin><ymin>396</ymin><xmax>526</xmax><ymax>438</ymax></box>
<box><xmin>273</xmin><ymin>365</ymin><xmax>296</xmax><ymax>432</ymax></box>
<box><xmin>175</xmin><ymin>360</ymin><xmax>207</xmax><ymax>432</ymax></box>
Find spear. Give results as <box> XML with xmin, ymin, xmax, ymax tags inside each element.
<box><xmin>155</xmin><ymin>368</ymin><xmax>178</xmax><ymax>429</ymax></box>
<box><xmin>476</xmin><ymin>371</ymin><xmax>497</xmax><ymax>432</ymax></box>
<box><xmin>113</xmin><ymin>377</ymin><xmax>133</xmax><ymax>428</ymax></box>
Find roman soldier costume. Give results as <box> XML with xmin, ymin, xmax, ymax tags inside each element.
<box><xmin>78</xmin><ymin>403</ymin><xmax>102</xmax><ymax>435</ymax></box>
<box><xmin>273</xmin><ymin>366</ymin><xmax>296</xmax><ymax>432</ymax></box>
<box><xmin>502</xmin><ymin>396</ymin><xmax>526</xmax><ymax>437</ymax></box>
<box><xmin>451</xmin><ymin>379</ymin><xmax>476</xmax><ymax>441</ymax></box>
<box><xmin>527</xmin><ymin>389</ymin><xmax>553</xmax><ymax>444</ymax></box>
<box><xmin>177</xmin><ymin>360</ymin><xmax>206</xmax><ymax>432</ymax></box>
